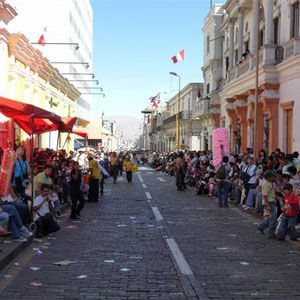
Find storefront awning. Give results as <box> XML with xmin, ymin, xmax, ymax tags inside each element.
<box><xmin>73</xmin><ymin>130</ymin><xmax>88</xmax><ymax>139</ymax></box>
<box><xmin>0</xmin><ymin>97</ymin><xmax>76</xmax><ymax>135</ymax></box>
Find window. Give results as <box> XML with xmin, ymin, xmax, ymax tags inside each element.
<box><xmin>259</xmin><ymin>30</ymin><xmax>264</xmax><ymax>47</ymax></box>
<box><xmin>292</xmin><ymin>2</ymin><xmax>299</xmax><ymax>38</ymax></box>
<box><xmin>207</xmin><ymin>83</ymin><xmax>210</xmax><ymax>94</ymax></box>
<box><xmin>207</xmin><ymin>36</ymin><xmax>210</xmax><ymax>53</ymax></box>
<box><xmin>244</xmin><ymin>40</ymin><xmax>249</xmax><ymax>52</ymax></box>
<box><xmin>274</xmin><ymin>17</ymin><xmax>279</xmax><ymax>45</ymax></box>
<box><xmin>235</xmin><ymin>49</ymin><xmax>238</xmax><ymax>63</ymax></box>
<box><xmin>226</xmin><ymin>56</ymin><xmax>229</xmax><ymax>70</ymax></box>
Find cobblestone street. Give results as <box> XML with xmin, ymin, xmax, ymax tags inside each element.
<box><xmin>1</xmin><ymin>167</ymin><xmax>300</xmax><ymax>300</ymax></box>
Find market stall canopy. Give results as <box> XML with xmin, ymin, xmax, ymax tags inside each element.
<box><xmin>0</xmin><ymin>97</ymin><xmax>76</xmax><ymax>135</ymax></box>
<box><xmin>73</xmin><ymin>130</ymin><xmax>88</xmax><ymax>139</ymax></box>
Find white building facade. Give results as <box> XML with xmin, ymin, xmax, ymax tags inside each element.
<box><xmin>204</xmin><ymin>0</ymin><xmax>300</xmax><ymax>154</ymax></box>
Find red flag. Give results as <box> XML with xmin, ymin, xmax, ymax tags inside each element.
<box><xmin>171</xmin><ymin>49</ymin><xmax>184</xmax><ymax>63</ymax></box>
<box><xmin>197</xmin><ymin>90</ymin><xmax>201</xmax><ymax>101</ymax></box>
<box><xmin>38</xmin><ymin>27</ymin><xmax>47</xmax><ymax>46</ymax></box>
<box><xmin>152</xmin><ymin>102</ymin><xmax>159</xmax><ymax>109</ymax></box>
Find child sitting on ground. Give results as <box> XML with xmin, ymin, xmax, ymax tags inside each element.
<box><xmin>277</xmin><ymin>183</ymin><xmax>299</xmax><ymax>241</ymax></box>
<box><xmin>207</xmin><ymin>172</ymin><xmax>216</xmax><ymax>197</ymax></box>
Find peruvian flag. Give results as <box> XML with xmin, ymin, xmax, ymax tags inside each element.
<box><xmin>152</xmin><ymin>101</ymin><xmax>159</xmax><ymax>109</ymax></box>
<box><xmin>171</xmin><ymin>49</ymin><xmax>184</xmax><ymax>64</ymax></box>
<box><xmin>38</xmin><ymin>27</ymin><xmax>47</xmax><ymax>46</ymax></box>
<box><xmin>149</xmin><ymin>92</ymin><xmax>160</xmax><ymax>103</ymax></box>
<box><xmin>196</xmin><ymin>90</ymin><xmax>201</xmax><ymax>102</ymax></box>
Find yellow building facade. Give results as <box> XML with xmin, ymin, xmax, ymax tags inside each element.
<box><xmin>0</xmin><ymin>1</ymin><xmax>80</xmax><ymax>153</ymax></box>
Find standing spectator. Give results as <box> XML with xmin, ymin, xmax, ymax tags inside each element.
<box><xmin>110</xmin><ymin>152</ymin><xmax>120</xmax><ymax>183</ymax></box>
<box><xmin>118</xmin><ymin>153</ymin><xmax>124</xmax><ymax>176</ymax></box>
<box><xmin>241</xmin><ymin>156</ymin><xmax>258</xmax><ymax>196</ymax></box>
<box><xmin>258</xmin><ymin>170</ymin><xmax>277</xmax><ymax>239</ymax></box>
<box><xmin>123</xmin><ymin>156</ymin><xmax>134</xmax><ymax>183</ymax></box>
<box><xmin>174</xmin><ymin>152</ymin><xmax>185</xmax><ymax>191</ymax></box>
<box><xmin>278</xmin><ymin>184</ymin><xmax>298</xmax><ymax>241</ymax></box>
<box><xmin>88</xmin><ymin>154</ymin><xmax>100</xmax><ymax>202</ymax></box>
<box><xmin>216</xmin><ymin>156</ymin><xmax>231</xmax><ymax>207</ymax></box>
<box><xmin>12</xmin><ymin>147</ymin><xmax>30</xmax><ymax>198</ymax></box>
<box><xmin>69</xmin><ymin>162</ymin><xmax>84</xmax><ymax>219</ymax></box>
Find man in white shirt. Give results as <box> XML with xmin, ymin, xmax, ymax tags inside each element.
<box><xmin>33</xmin><ymin>184</ymin><xmax>60</xmax><ymax>237</ymax></box>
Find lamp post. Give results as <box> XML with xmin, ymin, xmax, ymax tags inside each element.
<box><xmin>169</xmin><ymin>72</ymin><xmax>181</xmax><ymax>152</ymax></box>
<box><xmin>253</xmin><ymin>0</ymin><xmax>260</xmax><ymax>162</ymax></box>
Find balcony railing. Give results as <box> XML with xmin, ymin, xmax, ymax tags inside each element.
<box><xmin>194</xmin><ymin>100</ymin><xmax>210</xmax><ymax>118</ymax></box>
<box><xmin>162</xmin><ymin>110</ymin><xmax>193</xmax><ymax>125</ymax></box>
<box><xmin>283</xmin><ymin>38</ymin><xmax>300</xmax><ymax>60</ymax></box>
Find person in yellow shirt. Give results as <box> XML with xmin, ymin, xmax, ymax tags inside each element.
<box><xmin>123</xmin><ymin>156</ymin><xmax>134</xmax><ymax>183</ymax></box>
<box><xmin>88</xmin><ymin>154</ymin><xmax>100</xmax><ymax>202</ymax></box>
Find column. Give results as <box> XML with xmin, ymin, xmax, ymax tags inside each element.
<box><xmin>238</xmin><ymin>8</ymin><xmax>244</xmax><ymax>62</ymax></box>
<box><xmin>229</xmin><ymin>21</ymin><xmax>234</xmax><ymax>68</ymax></box>
<box><xmin>265</xmin><ymin>0</ymin><xmax>274</xmax><ymax>44</ymax></box>
<box><xmin>251</xmin><ymin>0</ymin><xmax>260</xmax><ymax>53</ymax></box>
<box><xmin>234</xmin><ymin>106</ymin><xmax>248</xmax><ymax>152</ymax></box>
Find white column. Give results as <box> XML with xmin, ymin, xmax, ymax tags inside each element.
<box><xmin>265</xmin><ymin>0</ymin><xmax>274</xmax><ymax>44</ymax></box>
<box><xmin>251</xmin><ymin>0</ymin><xmax>260</xmax><ymax>53</ymax></box>
<box><xmin>238</xmin><ymin>8</ymin><xmax>244</xmax><ymax>61</ymax></box>
<box><xmin>229</xmin><ymin>21</ymin><xmax>234</xmax><ymax>68</ymax></box>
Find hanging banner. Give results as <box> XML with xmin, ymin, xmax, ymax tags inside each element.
<box><xmin>0</xmin><ymin>149</ymin><xmax>15</xmax><ymax>197</ymax></box>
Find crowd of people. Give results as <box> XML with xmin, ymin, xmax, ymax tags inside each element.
<box><xmin>0</xmin><ymin>147</ymin><xmax>137</xmax><ymax>246</ymax></box>
<box><xmin>143</xmin><ymin>148</ymin><xmax>300</xmax><ymax>241</ymax></box>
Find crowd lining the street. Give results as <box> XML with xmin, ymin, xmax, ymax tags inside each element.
<box><xmin>0</xmin><ymin>147</ymin><xmax>137</xmax><ymax>246</ymax></box>
<box><xmin>141</xmin><ymin>148</ymin><xmax>300</xmax><ymax>241</ymax></box>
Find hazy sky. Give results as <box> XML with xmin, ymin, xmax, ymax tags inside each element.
<box><xmin>91</xmin><ymin>0</ymin><xmax>225</xmax><ymax>120</ymax></box>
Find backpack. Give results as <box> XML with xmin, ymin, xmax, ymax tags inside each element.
<box><xmin>216</xmin><ymin>164</ymin><xmax>227</xmax><ymax>180</ymax></box>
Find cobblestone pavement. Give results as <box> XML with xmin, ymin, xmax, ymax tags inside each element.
<box><xmin>1</xmin><ymin>167</ymin><xmax>300</xmax><ymax>299</ymax></box>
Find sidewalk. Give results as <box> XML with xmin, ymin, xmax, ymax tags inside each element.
<box><xmin>0</xmin><ymin>203</ymin><xmax>70</xmax><ymax>271</ymax></box>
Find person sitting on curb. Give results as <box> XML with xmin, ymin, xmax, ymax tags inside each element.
<box><xmin>0</xmin><ymin>203</ymin><xmax>32</xmax><ymax>242</ymax></box>
<box><xmin>33</xmin><ymin>184</ymin><xmax>60</xmax><ymax>238</ymax></box>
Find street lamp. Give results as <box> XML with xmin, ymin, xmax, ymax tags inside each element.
<box><xmin>169</xmin><ymin>72</ymin><xmax>181</xmax><ymax>152</ymax></box>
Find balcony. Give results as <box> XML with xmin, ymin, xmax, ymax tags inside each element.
<box><xmin>194</xmin><ymin>100</ymin><xmax>210</xmax><ymax>118</ymax></box>
<box><xmin>283</xmin><ymin>38</ymin><xmax>300</xmax><ymax>60</ymax></box>
<box><xmin>162</xmin><ymin>110</ymin><xmax>193</xmax><ymax>126</ymax></box>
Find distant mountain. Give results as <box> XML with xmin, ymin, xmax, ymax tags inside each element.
<box><xmin>106</xmin><ymin>115</ymin><xmax>142</xmax><ymax>141</ymax></box>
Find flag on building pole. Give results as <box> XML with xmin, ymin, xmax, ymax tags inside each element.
<box><xmin>196</xmin><ymin>90</ymin><xmax>201</xmax><ymax>102</ymax></box>
<box><xmin>171</xmin><ymin>49</ymin><xmax>185</xmax><ymax>64</ymax></box>
<box><xmin>37</xmin><ymin>27</ymin><xmax>47</xmax><ymax>46</ymax></box>
<box><xmin>149</xmin><ymin>92</ymin><xmax>161</xmax><ymax>109</ymax></box>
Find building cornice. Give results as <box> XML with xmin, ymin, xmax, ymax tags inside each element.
<box><xmin>0</xmin><ymin>0</ymin><xmax>17</xmax><ymax>25</ymax></box>
<box><xmin>8</xmin><ymin>33</ymin><xmax>80</xmax><ymax>101</ymax></box>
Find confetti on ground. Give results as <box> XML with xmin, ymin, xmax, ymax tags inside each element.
<box><xmin>33</xmin><ymin>238</ymin><xmax>43</xmax><ymax>243</ymax></box>
<box><xmin>217</xmin><ymin>247</ymin><xmax>229</xmax><ymax>250</ymax></box>
<box><xmin>44</xmin><ymin>242</ymin><xmax>51</xmax><ymax>246</ymax></box>
<box><xmin>3</xmin><ymin>275</ymin><xmax>12</xmax><ymax>279</ymax></box>
<box><xmin>117</xmin><ymin>225</ymin><xmax>127</xmax><ymax>227</ymax></box>
<box><xmin>129</xmin><ymin>216</ymin><xmax>136</xmax><ymax>219</ymax></box>
<box><xmin>30</xmin><ymin>267</ymin><xmax>41</xmax><ymax>271</ymax></box>
<box><xmin>129</xmin><ymin>256</ymin><xmax>143</xmax><ymax>259</ymax></box>
<box><xmin>53</xmin><ymin>261</ymin><xmax>76</xmax><ymax>266</ymax></box>
<box><xmin>147</xmin><ymin>225</ymin><xmax>154</xmax><ymax>228</ymax></box>
<box><xmin>229</xmin><ymin>234</ymin><xmax>237</xmax><ymax>237</ymax></box>
<box><xmin>104</xmin><ymin>260</ymin><xmax>115</xmax><ymax>263</ymax></box>
<box><xmin>30</xmin><ymin>282</ymin><xmax>42</xmax><ymax>287</ymax></box>
<box><xmin>13</xmin><ymin>262</ymin><xmax>19</xmax><ymax>266</ymax></box>
<box><xmin>240</xmin><ymin>262</ymin><xmax>249</xmax><ymax>266</ymax></box>
<box><xmin>120</xmin><ymin>268</ymin><xmax>130</xmax><ymax>272</ymax></box>
<box><xmin>48</xmin><ymin>237</ymin><xmax>56</xmax><ymax>240</ymax></box>
<box><xmin>76</xmin><ymin>275</ymin><xmax>87</xmax><ymax>279</ymax></box>
<box><xmin>67</xmin><ymin>226</ymin><xmax>77</xmax><ymax>229</ymax></box>
<box><xmin>3</xmin><ymin>240</ymin><xmax>12</xmax><ymax>244</ymax></box>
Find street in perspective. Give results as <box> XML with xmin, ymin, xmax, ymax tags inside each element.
<box><xmin>0</xmin><ymin>0</ymin><xmax>300</xmax><ymax>299</ymax></box>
